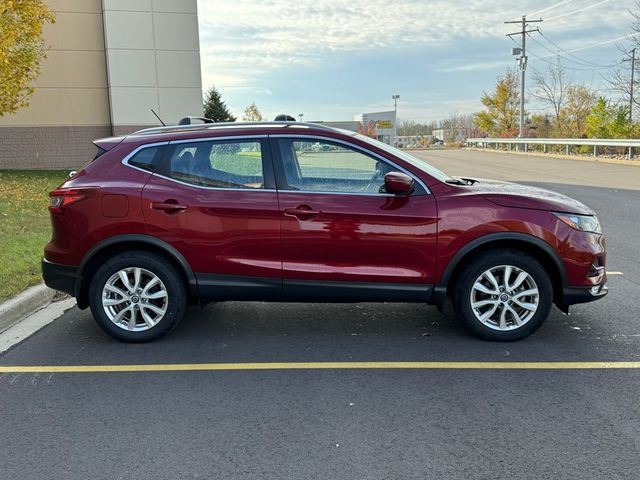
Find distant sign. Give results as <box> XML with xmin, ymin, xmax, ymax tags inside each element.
<box><xmin>376</xmin><ymin>120</ymin><xmax>393</xmax><ymax>129</ymax></box>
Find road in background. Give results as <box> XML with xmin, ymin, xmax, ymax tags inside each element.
<box><xmin>1</xmin><ymin>150</ymin><xmax>639</xmax><ymax>479</ymax></box>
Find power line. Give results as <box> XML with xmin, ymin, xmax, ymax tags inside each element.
<box><xmin>563</xmin><ymin>32</ymin><xmax>640</xmax><ymax>54</ymax></box>
<box><xmin>509</xmin><ymin>35</ymin><xmax>614</xmax><ymax>71</ymax></box>
<box><xmin>537</xmin><ymin>30</ymin><xmax>616</xmax><ymax>67</ymax></box>
<box><xmin>527</xmin><ymin>32</ymin><xmax>615</xmax><ymax>69</ymax></box>
<box><xmin>527</xmin><ymin>0</ymin><xmax>577</xmax><ymax>16</ymax></box>
<box><xmin>545</xmin><ymin>0</ymin><xmax>613</xmax><ymax>22</ymax></box>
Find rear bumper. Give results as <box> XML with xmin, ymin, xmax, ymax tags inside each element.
<box><xmin>42</xmin><ymin>258</ymin><xmax>77</xmax><ymax>297</ymax></box>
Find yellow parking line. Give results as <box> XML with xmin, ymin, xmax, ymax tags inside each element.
<box><xmin>1</xmin><ymin>361</ymin><xmax>640</xmax><ymax>373</ymax></box>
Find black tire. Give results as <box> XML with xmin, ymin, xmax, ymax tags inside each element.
<box><xmin>453</xmin><ymin>249</ymin><xmax>553</xmax><ymax>341</ymax></box>
<box><xmin>89</xmin><ymin>251</ymin><xmax>187</xmax><ymax>342</ymax></box>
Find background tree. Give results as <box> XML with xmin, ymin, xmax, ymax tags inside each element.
<box><xmin>529</xmin><ymin>113</ymin><xmax>553</xmax><ymax>138</ymax></box>
<box><xmin>586</xmin><ymin>97</ymin><xmax>633</xmax><ymax>139</ymax></box>
<box><xmin>474</xmin><ymin>69</ymin><xmax>520</xmax><ymax>137</ymax></box>
<box><xmin>531</xmin><ymin>62</ymin><xmax>570</xmax><ymax>136</ymax></box>
<box><xmin>241</xmin><ymin>102</ymin><xmax>263</xmax><ymax>122</ymax></box>
<box><xmin>561</xmin><ymin>85</ymin><xmax>598</xmax><ymax>138</ymax></box>
<box><xmin>0</xmin><ymin>0</ymin><xmax>55</xmax><ymax>116</ymax></box>
<box><xmin>203</xmin><ymin>86</ymin><xmax>236</xmax><ymax>122</ymax></box>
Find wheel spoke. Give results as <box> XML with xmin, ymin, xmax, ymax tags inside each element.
<box><xmin>133</xmin><ymin>268</ymin><xmax>141</xmax><ymax>291</ymax></box>
<box><xmin>506</xmin><ymin>304</ymin><xmax>522</xmax><ymax>326</ymax></box>
<box><xmin>103</xmin><ymin>297</ymin><xmax>128</xmax><ymax>307</ymax></box>
<box><xmin>143</xmin><ymin>303</ymin><xmax>166</xmax><ymax>316</ymax></box>
<box><xmin>142</xmin><ymin>277</ymin><xmax>160</xmax><ymax>296</ymax></box>
<box><xmin>503</xmin><ymin>266</ymin><xmax>512</xmax><ymax>290</ymax></box>
<box><xmin>104</xmin><ymin>284</ymin><xmax>128</xmax><ymax>298</ymax></box>
<box><xmin>479</xmin><ymin>303</ymin><xmax>499</xmax><ymax>322</ymax></box>
<box><xmin>513</xmin><ymin>288</ymin><xmax>538</xmax><ymax>299</ymax></box>
<box><xmin>140</xmin><ymin>307</ymin><xmax>156</xmax><ymax>328</ymax></box>
<box><xmin>127</xmin><ymin>306</ymin><xmax>138</xmax><ymax>330</ymax></box>
<box><xmin>510</xmin><ymin>271</ymin><xmax>529</xmax><ymax>291</ymax></box>
<box><xmin>113</xmin><ymin>305</ymin><xmax>131</xmax><ymax>324</ymax></box>
<box><xmin>473</xmin><ymin>282</ymin><xmax>498</xmax><ymax>295</ymax></box>
<box><xmin>118</xmin><ymin>270</ymin><xmax>133</xmax><ymax>292</ymax></box>
<box><xmin>499</xmin><ymin>307</ymin><xmax>507</xmax><ymax>329</ymax></box>
<box><xmin>472</xmin><ymin>299</ymin><xmax>499</xmax><ymax>309</ymax></box>
<box><xmin>143</xmin><ymin>290</ymin><xmax>167</xmax><ymax>300</ymax></box>
<box><xmin>485</xmin><ymin>270</ymin><xmax>500</xmax><ymax>293</ymax></box>
<box><xmin>513</xmin><ymin>298</ymin><xmax>537</xmax><ymax>311</ymax></box>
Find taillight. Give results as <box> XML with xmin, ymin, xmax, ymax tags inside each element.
<box><xmin>49</xmin><ymin>187</ymin><xmax>98</xmax><ymax>214</ymax></box>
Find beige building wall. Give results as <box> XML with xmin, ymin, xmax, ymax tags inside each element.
<box><xmin>0</xmin><ymin>0</ymin><xmax>112</xmax><ymax>169</ymax></box>
<box><xmin>0</xmin><ymin>0</ymin><xmax>203</xmax><ymax>169</ymax></box>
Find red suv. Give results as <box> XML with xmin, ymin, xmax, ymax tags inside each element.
<box><xmin>42</xmin><ymin>121</ymin><xmax>608</xmax><ymax>342</ymax></box>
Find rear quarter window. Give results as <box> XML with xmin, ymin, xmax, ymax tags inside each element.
<box><xmin>127</xmin><ymin>146</ymin><xmax>164</xmax><ymax>171</ymax></box>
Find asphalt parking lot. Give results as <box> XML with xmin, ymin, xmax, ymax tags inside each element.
<box><xmin>1</xmin><ymin>150</ymin><xmax>640</xmax><ymax>479</ymax></box>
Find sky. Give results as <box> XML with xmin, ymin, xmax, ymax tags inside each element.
<box><xmin>197</xmin><ymin>0</ymin><xmax>637</xmax><ymax>122</ymax></box>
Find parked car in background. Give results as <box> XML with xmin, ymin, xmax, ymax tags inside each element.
<box><xmin>43</xmin><ymin>121</ymin><xmax>607</xmax><ymax>342</ymax></box>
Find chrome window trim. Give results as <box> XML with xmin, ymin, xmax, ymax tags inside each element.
<box><xmin>269</xmin><ymin>133</ymin><xmax>431</xmax><ymax>195</ymax></box>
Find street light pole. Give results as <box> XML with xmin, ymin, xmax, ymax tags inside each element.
<box><xmin>392</xmin><ymin>94</ymin><xmax>400</xmax><ymax>145</ymax></box>
<box><xmin>298</xmin><ymin>113</ymin><xmax>304</xmax><ymax>122</ymax></box>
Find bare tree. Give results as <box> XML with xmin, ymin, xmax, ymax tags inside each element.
<box><xmin>531</xmin><ymin>61</ymin><xmax>571</xmax><ymax>135</ymax></box>
<box><xmin>605</xmin><ymin>1</ymin><xmax>640</xmax><ymax>119</ymax></box>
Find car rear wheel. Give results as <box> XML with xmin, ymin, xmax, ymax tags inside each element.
<box><xmin>453</xmin><ymin>250</ymin><xmax>553</xmax><ymax>341</ymax></box>
<box><xmin>89</xmin><ymin>251</ymin><xmax>187</xmax><ymax>342</ymax></box>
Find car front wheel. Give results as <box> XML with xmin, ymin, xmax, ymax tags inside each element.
<box><xmin>89</xmin><ymin>251</ymin><xmax>187</xmax><ymax>342</ymax></box>
<box><xmin>453</xmin><ymin>250</ymin><xmax>553</xmax><ymax>341</ymax></box>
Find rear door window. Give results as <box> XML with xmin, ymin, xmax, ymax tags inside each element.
<box><xmin>166</xmin><ymin>140</ymin><xmax>265</xmax><ymax>189</ymax></box>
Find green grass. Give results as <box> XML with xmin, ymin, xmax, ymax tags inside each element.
<box><xmin>0</xmin><ymin>170</ymin><xmax>68</xmax><ymax>302</ymax></box>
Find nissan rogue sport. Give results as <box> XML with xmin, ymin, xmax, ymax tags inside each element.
<box><xmin>42</xmin><ymin>121</ymin><xmax>608</xmax><ymax>342</ymax></box>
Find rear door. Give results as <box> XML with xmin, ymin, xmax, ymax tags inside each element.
<box><xmin>272</xmin><ymin>135</ymin><xmax>438</xmax><ymax>301</ymax></box>
<box><xmin>140</xmin><ymin>136</ymin><xmax>282</xmax><ymax>299</ymax></box>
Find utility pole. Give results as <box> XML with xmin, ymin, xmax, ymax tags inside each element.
<box><xmin>392</xmin><ymin>94</ymin><xmax>400</xmax><ymax>145</ymax></box>
<box><xmin>506</xmin><ymin>16</ymin><xmax>543</xmax><ymax>138</ymax></box>
<box><xmin>625</xmin><ymin>48</ymin><xmax>636</xmax><ymax>122</ymax></box>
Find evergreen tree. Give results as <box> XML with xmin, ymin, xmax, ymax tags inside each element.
<box><xmin>203</xmin><ymin>86</ymin><xmax>236</xmax><ymax>122</ymax></box>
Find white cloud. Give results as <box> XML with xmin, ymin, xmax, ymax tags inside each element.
<box><xmin>198</xmin><ymin>0</ymin><xmax>631</xmax><ymax>89</ymax></box>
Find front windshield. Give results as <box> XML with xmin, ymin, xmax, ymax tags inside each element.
<box><xmin>347</xmin><ymin>131</ymin><xmax>453</xmax><ymax>183</ymax></box>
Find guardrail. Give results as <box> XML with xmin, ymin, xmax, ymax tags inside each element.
<box><xmin>466</xmin><ymin>137</ymin><xmax>640</xmax><ymax>160</ymax></box>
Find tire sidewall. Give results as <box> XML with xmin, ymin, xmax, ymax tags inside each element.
<box><xmin>454</xmin><ymin>250</ymin><xmax>553</xmax><ymax>341</ymax></box>
<box><xmin>89</xmin><ymin>252</ymin><xmax>186</xmax><ymax>342</ymax></box>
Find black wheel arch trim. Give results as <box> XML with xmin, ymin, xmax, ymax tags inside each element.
<box><xmin>77</xmin><ymin>234</ymin><xmax>199</xmax><ymax>301</ymax></box>
<box><xmin>432</xmin><ymin>232</ymin><xmax>569</xmax><ymax>310</ymax></box>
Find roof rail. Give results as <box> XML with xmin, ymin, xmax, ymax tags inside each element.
<box><xmin>132</xmin><ymin>121</ymin><xmax>339</xmax><ymax>136</ymax></box>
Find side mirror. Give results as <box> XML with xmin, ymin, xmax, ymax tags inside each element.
<box><xmin>384</xmin><ymin>172</ymin><xmax>414</xmax><ymax>195</ymax></box>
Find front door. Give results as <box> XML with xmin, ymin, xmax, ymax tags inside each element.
<box><xmin>272</xmin><ymin>136</ymin><xmax>438</xmax><ymax>301</ymax></box>
<box><xmin>141</xmin><ymin>137</ymin><xmax>282</xmax><ymax>300</ymax></box>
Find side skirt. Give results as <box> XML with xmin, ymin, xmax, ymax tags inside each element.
<box><xmin>195</xmin><ymin>273</ymin><xmax>433</xmax><ymax>303</ymax></box>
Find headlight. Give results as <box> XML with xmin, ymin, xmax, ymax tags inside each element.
<box><xmin>553</xmin><ymin>212</ymin><xmax>601</xmax><ymax>234</ymax></box>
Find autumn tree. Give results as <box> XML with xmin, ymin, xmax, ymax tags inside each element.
<box><xmin>203</xmin><ymin>86</ymin><xmax>236</xmax><ymax>122</ymax></box>
<box><xmin>474</xmin><ymin>69</ymin><xmax>520</xmax><ymax>137</ymax></box>
<box><xmin>241</xmin><ymin>102</ymin><xmax>264</xmax><ymax>122</ymax></box>
<box><xmin>561</xmin><ymin>85</ymin><xmax>598</xmax><ymax>137</ymax></box>
<box><xmin>0</xmin><ymin>0</ymin><xmax>55</xmax><ymax>116</ymax></box>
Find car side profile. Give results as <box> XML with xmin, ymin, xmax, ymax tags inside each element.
<box><xmin>42</xmin><ymin>121</ymin><xmax>608</xmax><ymax>342</ymax></box>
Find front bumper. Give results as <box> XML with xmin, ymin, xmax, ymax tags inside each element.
<box><xmin>563</xmin><ymin>282</ymin><xmax>609</xmax><ymax>307</ymax></box>
<box><xmin>42</xmin><ymin>258</ymin><xmax>78</xmax><ymax>297</ymax></box>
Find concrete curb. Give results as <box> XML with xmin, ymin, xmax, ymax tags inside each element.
<box><xmin>0</xmin><ymin>283</ymin><xmax>57</xmax><ymax>334</ymax></box>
